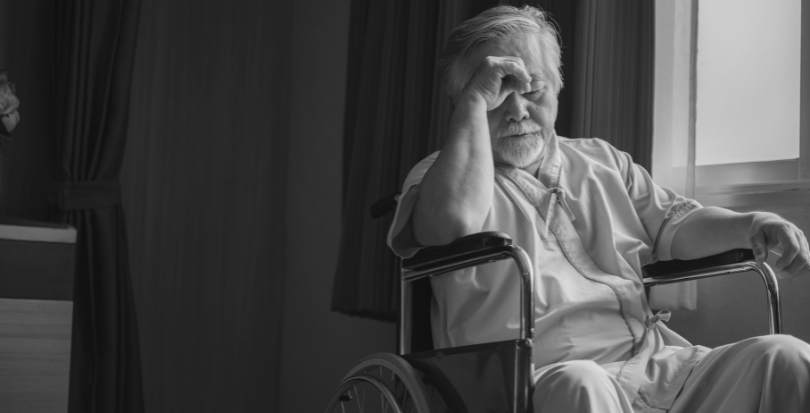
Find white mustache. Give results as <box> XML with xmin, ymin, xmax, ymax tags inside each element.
<box><xmin>497</xmin><ymin>127</ymin><xmax>543</xmax><ymax>139</ymax></box>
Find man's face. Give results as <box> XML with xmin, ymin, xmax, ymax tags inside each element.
<box><xmin>459</xmin><ymin>32</ymin><xmax>559</xmax><ymax>168</ymax></box>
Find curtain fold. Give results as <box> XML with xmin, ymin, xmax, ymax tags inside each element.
<box><xmin>332</xmin><ymin>0</ymin><xmax>495</xmax><ymax>321</ymax></box>
<box><xmin>53</xmin><ymin>1</ymin><xmax>144</xmax><ymax>412</ymax></box>
<box><xmin>536</xmin><ymin>0</ymin><xmax>654</xmax><ymax>169</ymax></box>
<box><xmin>332</xmin><ymin>0</ymin><xmax>442</xmax><ymax>321</ymax></box>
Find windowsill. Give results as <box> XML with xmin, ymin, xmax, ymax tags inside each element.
<box><xmin>697</xmin><ymin>179</ymin><xmax>810</xmax><ymax>195</ymax></box>
<box><xmin>695</xmin><ymin>159</ymin><xmax>801</xmax><ymax>187</ymax></box>
<box><xmin>695</xmin><ymin>179</ymin><xmax>810</xmax><ymax>209</ymax></box>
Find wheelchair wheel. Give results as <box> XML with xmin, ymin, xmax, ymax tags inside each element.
<box><xmin>324</xmin><ymin>353</ymin><xmax>432</xmax><ymax>413</ymax></box>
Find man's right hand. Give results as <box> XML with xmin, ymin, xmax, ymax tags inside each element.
<box><xmin>459</xmin><ymin>56</ymin><xmax>533</xmax><ymax>111</ymax></box>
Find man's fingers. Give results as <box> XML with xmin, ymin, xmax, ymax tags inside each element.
<box><xmin>464</xmin><ymin>56</ymin><xmax>533</xmax><ymax>109</ymax></box>
<box><xmin>750</xmin><ymin>213</ymin><xmax>810</xmax><ymax>278</ymax></box>
<box><xmin>499</xmin><ymin>57</ymin><xmax>531</xmax><ymax>80</ymax></box>
<box><xmin>781</xmin><ymin>241</ymin><xmax>810</xmax><ymax>276</ymax></box>
<box><xmin>783</xmin><ymin>254</ymin><xmax>810</xmax><ymax>277</ymax></box>
<box><xmin>750</xmin><ymin>232</ymin><xmax>768</xmax><ymax>262</ymax></box>
<box><xmin>497</xmin><ymin>59</ymin><xmax>532</xmax><ymax>92</ymax></box>
<box><xmin>790</xmin><ymin>230</ymin><xmax>810</xmax><ymax>275</ymax></box>
<box><xmin>774</xmin><ymin>229</ymin><xmax>801</xmax><ymax>269</ymax></box>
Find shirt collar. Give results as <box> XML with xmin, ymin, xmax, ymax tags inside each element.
<box><xmin>535</xmin><ymin>132</ymin><xmax>562</xmax><ymax>189</ymax></box>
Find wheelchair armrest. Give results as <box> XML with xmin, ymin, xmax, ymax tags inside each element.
<box><xmin>402</xmin><ymin>231</ymin><xmax>514</xmax><ymax>272</ymax></box>
<box><xmin>642</xmin><ymin>249</ymin><xmax>755</xmax><ymax>278</ymax></box>
<box><xmin>399</xmin><ymin>231</ymin><xmax>535</xmax><ymax>351</ymax></box>
<box><xmin>641</xmin><ymin>248</ymin><xmax>782</xmax><ymax>334</ymax></box>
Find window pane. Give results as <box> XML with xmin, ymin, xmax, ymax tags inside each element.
<box><xmin>696</xmin><ymin>0</ymin><xmax>801</xmax><ymax>165</ymax></box>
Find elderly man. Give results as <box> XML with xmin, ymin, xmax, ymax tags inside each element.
<box><xmin>387</xmin><ymin>5</ymin><xmax>810</xmax><ymax>413</ymax></box>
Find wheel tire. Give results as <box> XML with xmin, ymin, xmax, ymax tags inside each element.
<box><xmin>324</xmin><ymin>353</ymin><xmax>432</xmax><ymax>413</ymax></box>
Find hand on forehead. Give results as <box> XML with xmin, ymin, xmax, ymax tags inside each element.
<box><xmin>452</xmin><ymin>33</ymin><xmax>553</xmax><ymax>109</ymax></box>
<box><xmin>458</xmin><ymin>34</ymin><xmax>549</xmax><ymax>90</ymax></box>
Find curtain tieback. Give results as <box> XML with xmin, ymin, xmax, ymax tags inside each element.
<box><xmin>58</xmin><ymin>180</ymin><xmax>121</xmax><ymax>211</ymax></box>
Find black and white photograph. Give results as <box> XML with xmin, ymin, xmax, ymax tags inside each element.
<box><xmin>0</xmin><ymin>1</ymin><xmax>809</xmax><ymax>412</ymax></box>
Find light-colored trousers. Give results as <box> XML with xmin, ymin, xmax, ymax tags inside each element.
<box><xmin>532</xmin><ymin>335</ymin><xmax>810</xmax><ymax>412</ymax></box>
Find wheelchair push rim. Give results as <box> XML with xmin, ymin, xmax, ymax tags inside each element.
<box><xmin>325</xmin><ymin>353</ymin><xmax>432</xmax><ymax>413</ymax></box>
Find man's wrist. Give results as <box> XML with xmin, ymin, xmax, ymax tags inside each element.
<box><xmin>453</xmin><ymin>92</ymin><xmax>487</xmax><ymax>114</ymax></box>
<box><xmin>748</xmin><ymin>211</ymin><xmax>780</xmax><ymax>230</ymax></box>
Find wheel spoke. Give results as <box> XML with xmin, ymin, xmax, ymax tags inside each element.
<box><xmin>353</xmin><ymin>384</ymin><xmax>363</xmax><ymax>413</ymax></box>
<box><xmin>327</xmin><ymin>355</ymin><xmax>431</xmax><ymax>413</ymax></box>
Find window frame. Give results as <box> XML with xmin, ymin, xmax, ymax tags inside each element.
<box><xmin>653</xmin><ymin>0</ymin><xmax>810</xmax><ymax>206</ymax></box>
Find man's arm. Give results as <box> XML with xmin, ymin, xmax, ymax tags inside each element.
<box><xmin>670</xmin><ymin>206</ymin><xmax>810</xmax><ymax>277</ymax></box>
<box><xmin>412</xmin><ymin>96</ymin><xmax>493</xmax><ymax>246</ymax></box>
<box><xmin>412</xmin><ymin>57</ymin><xmax>531</xmax><ymax>246</ymax></box>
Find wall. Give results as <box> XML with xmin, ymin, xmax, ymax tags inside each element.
<box><xmin>279</xmin><ymin>0</ymin><xmax>396</xmax><ymax>412</ymax></box>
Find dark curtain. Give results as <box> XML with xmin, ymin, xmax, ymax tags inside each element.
<box><xmin>332</xmin><ymin>0</ymin><xmax>494</xmax><ymax>321</ymax></box>
<box><xmin>53</xmin><ymin>1</ymin><xmax>144</xmax><ymax>412</ymax></box>
<box><xmin>121</xmin><ymin>1</ymin><xmax>292</xmax><ymax>411</ymax></box>
<box><xmin>332</xmin><ymin>0</ymin><xmax>655</xmax><ymax>320</ymax></box>
<box><xmin>535</xmin><ymin>0</ymin><xmax>655</xmax><ymax>169</ymax></box>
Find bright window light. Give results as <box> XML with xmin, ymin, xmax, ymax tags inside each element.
<box><xmin>695</xmin><ymin>0</ymin><xmax>801</xmax><ymax>166</ymax></box>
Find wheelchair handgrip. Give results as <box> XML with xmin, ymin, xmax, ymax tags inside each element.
<box><xmin>402</xmin><ymin>231</ymin><xmax>514</xmax><ymax>271</ymax></box>
<box><xmin>642</xmin><ymin>249</ymin><xmax>755</xmax><ymax>277</ymax></box>
<box><xmin>370</xmin><ymin>193</ymin><xmax>399</xmax><ymax>219</ymax></box>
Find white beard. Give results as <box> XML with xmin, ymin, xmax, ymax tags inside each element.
<box><xmin>492</xmin><ymin>130</ymin><xmax>547</xmax><ymax>168</ymax></box>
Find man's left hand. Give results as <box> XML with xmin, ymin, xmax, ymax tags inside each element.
<box><xmin>750</xmin><ymin>212</ymin><xmax>810</xmax><ymax>278</ymax></box>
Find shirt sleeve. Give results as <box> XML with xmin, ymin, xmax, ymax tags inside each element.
<box><xmin>610</xmin><ymin>144</ymin><xmax>702</xmax><ymax>261</ymax></box>
<box><xmin>386</xmin><ymin>152</ymin><xmax>440</xmax><ymax>258</ymax></box>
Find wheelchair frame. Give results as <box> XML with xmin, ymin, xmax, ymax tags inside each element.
<box><xmin>397</xmin><ymin>231</ymin><xmax>781</xmax><ymax>413</ymax></box>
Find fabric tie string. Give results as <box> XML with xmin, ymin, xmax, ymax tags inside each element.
<box><xmin>58</xmin><ymin>180</ymin><xmax>121</xmax><ymax>211</ymax></box>
<box><xmin>646</xmin><ymin>310</ymin><xmax>672</xmax><ymax>328</ymax></box>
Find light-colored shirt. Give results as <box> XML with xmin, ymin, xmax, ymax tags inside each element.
<box><xmin>387</xmin><ymin>134</ymin><xmax>711</xmax><ymax>411</ymax></box>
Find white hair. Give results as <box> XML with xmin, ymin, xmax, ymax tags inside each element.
<box><xmin>438</xmin><ymin>5</ymin><xmax>563</xmax><ymax>97</ymax></box>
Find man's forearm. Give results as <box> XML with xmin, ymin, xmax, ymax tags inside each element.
<box><xmin>413</xmin><ymin>96</ymin><xmax>494</xmax><ymax>245</ymax></box>
<box><xmin>669</xmin><ymin>206</ymin><xmax>754</xmax><ymax>260</ymax></box>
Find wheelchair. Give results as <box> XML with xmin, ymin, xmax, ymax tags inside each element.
<box><xmin>324</xmin><ymin>230</ymin><xmax>782</xmax><ymax>413</ymax></box>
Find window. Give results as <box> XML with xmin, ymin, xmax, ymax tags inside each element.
<box><xmin>653</xmin><ymin>0</ymin><xmax>809</xmax><ymax>205</ymax></box>
<box><xmin>696</xmin><ymin>0</ymin><xmax>803</xmax><ymax>188</ymax></box>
